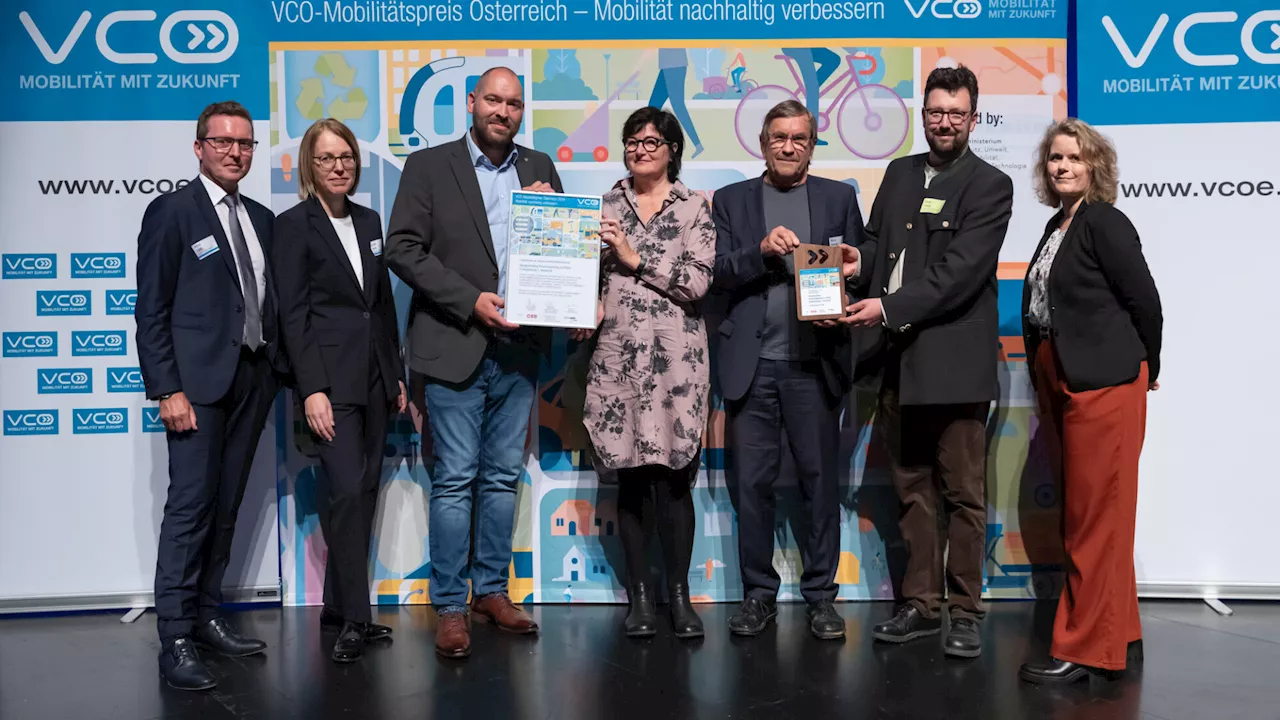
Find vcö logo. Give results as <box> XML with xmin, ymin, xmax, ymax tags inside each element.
<box><xmin>19</xmin><ymin>10</ymin><xmax>239</xmax><ymax>65</ymax></box>
<box><xmin>4</xmin><ymin>410</ymin><xmax>58</xmax><ymax>436</ymax></box>
<box><xmin>107</xmin><ymin>367</ymin><xmax>146</xmax><ymax>393</ymax></box>
<box><xmin>143</xmin><ymin>407</ymin><xmax>165</xmax><ymax>433</ymax></box>
<box><xmin>3</xmin><ymin>253</ymin><xmax>56</xmax><ymax>279</ymax></box>
<box><xmin>72</xmin><ymin>330</ymin><xmax>127</xmax><ymax>356</ymax></box>
<box><xmin>1103</xmin><ymin>11</ymin><xmax>1280</xmax><ymax>68</ymax></box>
<box><xmin>38</xmin><ymin>368</ymin><xmax>93</xmax><ymax>394</ymax></box>
<box><xmin>905</xmin><ymin>0</ymin><xmax>982</xmax><ymax>19</ymax></box>
<box><xmin>71</xmin><ymin>253</ymin><xmax>126</xmax><ymax>278</ymax></box>
<box><xmin>106</xmin><ymin>290</ymin><xmax>138</xmax><ymax>315</ymax></box>
<box><xmin>37</xmin><ymin>290</ymin><xmax>91</xmax><ymax>316</ymax></box>
<box><xmin>3</xmin><ymin>331</ymin><xmax>57</xmax><ymax>357</ymax></box>
<box><xmin>73</xmin><ymin>408</ymin><xmax>129</xmax><ymax>434</ymax></box>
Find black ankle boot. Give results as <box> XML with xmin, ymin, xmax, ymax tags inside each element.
<box><xmin>624</xmin><ymin>583</ymin><xmax>657</xmax><ymax>637</ymax></box>
<box><xmin>668</xmin><ymin>582</ymin><xmax>704</xmax><ymax>639</ymax></box>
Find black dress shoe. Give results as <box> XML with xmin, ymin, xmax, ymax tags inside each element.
<box><xmin>806</xmin><ymin>600</ymin><xmax>846</xmax><ymax>640</ymax></box>
<box><xmin>195</xmin><ymin>618</ymin><xmax>266</xmax><ymax>657</ymax></box>
<box><xmin>1127</xmin><ymin>639</ymin><xmax>1144</xmax><ymax>665</ymax></box>
<box><xmin>322</xmin><ymin>607</ymin><xmax>393</xmax><ymax>641</ymax></box>
<box><xmin>331</xmin><ymin>622</ymin><xmax>365</xmax><ymax>663</ymax></box>
<box><xmin>624</xmin><ymin>583</ymin><xmax>657</xmax><ymax>638</ymax></box>
<box><xmin>728</xmin><ymin>597</ymin><xmax>777</xmax><ymax>637</ymax></box>
<box><xmin>159</xmin><ymin>637</ymin><xmax>217</xmax><ymax>691</ymax></box>
<box><xmin>944</xmin><ymin>618</ymin><xmax>982</xmax><ymax>658</ymax></box>
<box><xmin>668</xmin><ymin>582</ymin><xmax>704</xmax><ymax>640</ymax></box>
<box><xmin>1019</xmin><ymin>658</ymin><xmax>1094</xmax><ymax>684</ymax></box>
<box><xmin>872</xmin><ymin>605</ymin><xmax>942</xmax><ymax>644</ymax></box>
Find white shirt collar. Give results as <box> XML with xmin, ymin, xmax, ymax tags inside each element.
<box><xmin>198</xmin><ymin>172</ymin><xmax>238</xmax><ymax>207</ymax></box>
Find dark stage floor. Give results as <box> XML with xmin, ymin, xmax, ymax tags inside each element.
<box><xmin>2</xmin><ymin>600</ymin><xmax>1278</xmax><ymax>720</ymax></box>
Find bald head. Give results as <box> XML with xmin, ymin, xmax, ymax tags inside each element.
<box><xmin>468</xmin><ymin>66</ymin><xmax>525</xmax><ymax>155</ymax></box>
<box><xmin>475</xmin><ymin>66</ymin><xmax>521</xmax><ymax>96</ymax></box>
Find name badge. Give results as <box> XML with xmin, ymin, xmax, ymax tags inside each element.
<box><xmin>827</xmin><ymin>235</ymin><xmax>843</xmax><ymax>247</ymax></box>
<box><xmin>191</xmin><ymin>236</ymin><xmax>219</xmax><ymax>260</ymax></box>
<box><xmin>920</xmin><ymin>198</ymin><xmax>946</xmax><ymax>214</ymax></box>
<box><xmin>370</xmin><ymin>238</ymin><xmax>383</xmax><ymax>257</ymax></box>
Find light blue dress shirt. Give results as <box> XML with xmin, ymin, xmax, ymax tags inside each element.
<box><xmin>464</xmin><ymin>131</ymin><xmax>521</xmax><ymax>299</ymax></box>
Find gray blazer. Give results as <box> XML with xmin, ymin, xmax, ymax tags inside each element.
<box><xmin>385</xmin><ymin>136</ymin><xmax>563</xmax><ymax>383</ymax></box>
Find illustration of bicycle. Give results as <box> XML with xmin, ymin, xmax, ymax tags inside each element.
<box><xmin>734</xmin><ymin>52</ymin><xmax>909</xmax><ymax>160</ymax></box>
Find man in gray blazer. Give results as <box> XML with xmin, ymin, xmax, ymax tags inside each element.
<box><xmin>385</xmin><ymin>67</ymin><xmax>562</xmax><ymax>660</ymax></box>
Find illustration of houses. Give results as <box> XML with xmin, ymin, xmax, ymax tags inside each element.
<box><xmin>553</xmin><ymin>545</ymin><xmax>612</xmax><ymax>584</ymax></box>
<box><xmin>550</xmin><ymin>499</ymin><xmax>616</xmax><ymax>537</ymax></box>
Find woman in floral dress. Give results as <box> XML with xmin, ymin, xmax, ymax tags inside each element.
<box><xmin>572</xmin><ymin>107</ymin><xmax>716</xmax><ymax>639</ymax></box>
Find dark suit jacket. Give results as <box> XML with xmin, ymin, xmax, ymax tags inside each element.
<box><xmin>710</xmin><ymin>175</ymin><xmax>867</xmax><ymax>403</ymax></box>
<box><xmin>384</xmin><ymin>136</ymin><xmax>564</xmax><ymax>383</ymax></box>
<box><xmin>1022</xmin><ymin>201</ymin><xmax>1162</xmax><ymax>392</ymax></box>
<box><xmin>135</xmin><ymin>177</ymin><xmax>287</xmax><ymax>405</ymax></box>
<box><xmin>273</xmin><ymin>197</ymin><xmax>404</xmax><ymax>405</ymax></box>
<box><xmin>852</xmin><ymin>151</ymin><xmax>1014</xmax><ymax>405</ymax></box>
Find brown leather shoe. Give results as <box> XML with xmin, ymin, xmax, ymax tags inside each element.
<box><xmin>435</xmin><ymin>613</ymin><xmax>471</xmax><ymax>659</ymax></box>
<box><xmin>471</xmin><ymin>593</ymin><xmax>539</xmax><ymax>634</ymax></box>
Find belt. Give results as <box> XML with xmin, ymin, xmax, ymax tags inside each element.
<box><xmin>1035</xmin><ymin>326</ymin><xmax>1054</xmax><ymax>340</ymax></box>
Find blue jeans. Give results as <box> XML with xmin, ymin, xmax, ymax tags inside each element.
<box><xmin>424</xmin><ymin>343</ymin><xmax>538</xmax><ymax>611</ymax></box>
<box><xmin>781</xmin><ymin>48</ymin><xmax>841</xmax><ymax>119</ymax></box>
<box><xmin>649</xmin><ymin>66</ymin><xmax>703</xmax><ymax>147</ymax></box>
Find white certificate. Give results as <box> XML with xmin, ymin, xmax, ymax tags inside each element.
<box><xmin>797</xmin><ymin>267</ymin><xmax>844</xmax><ymax>318</ymax></box>
<box><xmin>504</xmin><ymin>191</ymin><xmax>602</xmax><ymax>329</ymax></box>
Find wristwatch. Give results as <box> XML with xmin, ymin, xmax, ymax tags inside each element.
<box><xmin>156</xmin><ymin>392</ymin><xmax>175</xmax><ymax>401</ymax></box>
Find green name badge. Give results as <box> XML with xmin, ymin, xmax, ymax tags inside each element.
<box><xmin>920</xmin><ymin>198</ymin><xmax>946</xmax><ymax>214</ymax></box>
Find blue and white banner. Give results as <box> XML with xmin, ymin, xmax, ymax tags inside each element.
<box><xmin>1077</xmin><ymin>0</ymin><xmax>1280</xmax><ymax>594</ymax></box>
<box><xmin>0</xmin><ymin>1</ymin><xmax>279</xmax><ymax>605</ymax></box>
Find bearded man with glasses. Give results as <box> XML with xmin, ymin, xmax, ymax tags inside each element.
<box><xmin>136</xmin><ymin>100</ymin><xmax>289</xmax><ymax>690</ymax></box>
<box><xmin>840</xmin><ymin>65</ymin><xmax>1014</xmax><ymax>659</ymax></box>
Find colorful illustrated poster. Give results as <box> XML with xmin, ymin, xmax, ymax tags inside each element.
<box><xmin>504</xmin><ymin>192</ymin><xmax>602</xmax><ymax>329</ymax></box>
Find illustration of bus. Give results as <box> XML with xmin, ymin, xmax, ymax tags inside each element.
<box><xmin>399</xmin><ymin>56</ymin><xmax>528</xmax><ymax>150</ymax></box>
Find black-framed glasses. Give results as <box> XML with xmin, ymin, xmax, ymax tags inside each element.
<box><xmin>624</xmin><ymin>137</ymin><xmax>671</xmax><ymax>153</ymax></box>
<box><xmin>924</xmin><ymin>109</ymin><xmax>971</xmax><ymax>125</ymax></box>
<box><xmin>200</xmin><ymin>136</ymin><xmax>258</xmax><ymax>153</ymax></box>
<box><xmin>314</xmin><ymin>153</ymin><xmax>357</xmax><ymax>170</ymax></box>
<box><xmin>768</xmin><ymin>132</ymin><xmax>811</xmax><ymax>149</ymax></box>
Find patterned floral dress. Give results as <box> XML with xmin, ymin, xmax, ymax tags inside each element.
<box><xmin>583</xmin><ymin>179</ymin><xmax>717</xmax><ymax>472</ymax></box>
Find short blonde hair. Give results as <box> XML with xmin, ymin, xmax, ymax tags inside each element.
<box><xmin>297</xmin><ymin>118</ymin><xmax>361</xmax><ymax>200</ymax></box>
<box><xmin>1033</xmin><ymin>117</ymin><xmax>1118</xmax><ymax>207</ymax></box>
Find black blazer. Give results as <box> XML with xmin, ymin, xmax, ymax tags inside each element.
<box><xmin>273</xmin><ymin>196</ymin><xmax>404</xmax><ymax>405</ymax></box>
<box><xmin>851</xmin><ymin>152</ymin><xmax>1014</xmax><ymax>405</ymax></box>
<box><xmin>710</xmin><ymin>175</ymin><xmax>866</xmax><ymax>402</ymax></box>
<box><xmin>136</xmin><ymin>177</ymin><xmax>288</xmax><ymax>404</ymax></box>
<box><xmin>1022</xmin><ymin>201</ymin><xmax>1162</xmax><ymax>392</ymax></box>
<box><xmin>385</xmin><ymin>136</ymin><xmax>563</xmax><ymax>383</ymax></box>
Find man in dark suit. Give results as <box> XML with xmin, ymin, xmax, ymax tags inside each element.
<box><xmin>385</xmin><ymin>67</ymin><xmax>563</xmax><ymax>659</ymax></box>
<box><xmin>842</xmin><ymin>66</ymin><xmax>1014</xmax><ymax>659</ymax></box>
<box><xmin>712</xmin><ymin>100</ymin><xmax>866</xmax><ymax>640</ymax></box>
<box><xmin>136</xmin><ymin>100</ymin><xmax>288</xmax><ymax>690</ymax></box>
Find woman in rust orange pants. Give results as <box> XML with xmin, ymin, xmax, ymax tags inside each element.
<box><xmin>1018</xmin><ymin>118</ymin><xmax>1162</xmax><ymax>685</ymax></box>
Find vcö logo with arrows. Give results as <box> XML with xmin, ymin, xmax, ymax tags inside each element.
<box><xmin>18</xmin><ymin>9</ymin><xmax>239</xmax><ymax>65</ymax></box>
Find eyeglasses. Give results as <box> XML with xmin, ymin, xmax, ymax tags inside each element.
<box><xmin>924</xmin><ymin>109</ymin><xmax>971</xmax><ymax>125</ymax></box>
<box><xmin>314</xmin><ymin>153</ymin><xmax>357</xmax><ymax>170</ymax></box>
<box><xmin>624</xmin><ymin>137</ymin><xmax>671</xmax><ymax>153</ymax></box>
<box><xmin>768</xmin><ymin>133</ymin><xmax>811</xmax><ymax>149</ymax></box>
<box><xmin>200</xmin><ymin>137</ymin><xmax>258</xmax><ymax>153</ymax></box>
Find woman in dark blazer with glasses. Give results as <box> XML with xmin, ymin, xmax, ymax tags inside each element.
<box><xmin>1018</xmin><ymin>117</ymin><xmax>1162</xmax><ymax>685</ymax></box>
<box><xmin>273</xmin><ymin>118</ymin><xmax>406</xmax><ymax>663</ymax></box>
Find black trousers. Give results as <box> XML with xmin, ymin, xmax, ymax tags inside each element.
<box><xmin>316</xmin><ymin>374</ymin><xmax>389</xmax><ymax>625</ymax></box>
<box><xmin>726</xmin><ymin>359</ymin><xmax>841</xmax><ymax>603</ymax></box>
<box><xmin>155</xmin><ymin>348</ymin><xmax>278</xmax><ymax>643</ymax></box>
